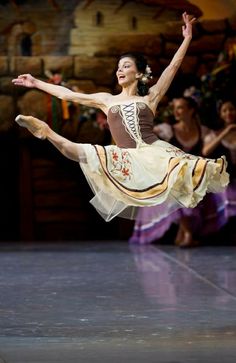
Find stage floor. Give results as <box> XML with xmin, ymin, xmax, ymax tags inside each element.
<box><xmin>0</xmin><ymin>241</ymin><xmax>236</xmax><ymax>362</ymax></box>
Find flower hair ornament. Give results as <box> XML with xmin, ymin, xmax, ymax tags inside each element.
<box><xmin>140</xmin><ymin>65</ymin><xmax>153</xmax><ymax>84</ymax></box>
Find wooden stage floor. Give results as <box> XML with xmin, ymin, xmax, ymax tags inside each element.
<box><xmin>0</xmin><ymin>241</ymin><xmax>235</xmax><ymax>362</ymax></box>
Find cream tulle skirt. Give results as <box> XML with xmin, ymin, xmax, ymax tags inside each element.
<box><xmin>78</xmin><ymin>140</ymin><xmax>229</xmax><ymax>221</ymax></box>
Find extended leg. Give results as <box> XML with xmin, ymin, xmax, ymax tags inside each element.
<box><xmin>15</xmin><ymin>115</ymin><xmax>86</xmax><ymax>162</ymax></box>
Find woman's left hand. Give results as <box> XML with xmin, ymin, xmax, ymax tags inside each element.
<box><xmin>182</xmin><ymin>12</ymin><xmax>196</xmax><ymax>39</ymax></box>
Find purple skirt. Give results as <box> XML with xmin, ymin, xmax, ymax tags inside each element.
<box><xmin>129</xmin><ymin>178</ymin><xmax>236</xmax><ymax>245</ymax></box>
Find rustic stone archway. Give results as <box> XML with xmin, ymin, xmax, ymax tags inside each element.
<box><xmin>7</xmin><ymin>21</ymin><xmax>37</xmax><ymax>57</ymax></box>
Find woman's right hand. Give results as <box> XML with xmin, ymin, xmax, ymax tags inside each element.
<box><xmin>182</xmin><ymin>12</ymin><xmax>196</xmax><ymax>39</ymax></box>
<box><xmin>12</xmin><ymin>74</ymin><xmax>37</xmax><ymax>88</ymax></box>
<box><xmin>225</xmin><ymin>123</ymin><xmax>236</xmax><ymax>134</ymax></box>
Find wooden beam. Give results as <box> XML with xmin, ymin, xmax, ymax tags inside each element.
<box><xmin>152</xmin><ymin>6</ymin><xmax>165</xmax><ymax>20</ymax></box>
<box><xmin>82</xmin><ymin>0</ymin><xmax>95</xmax><ymax>9</ymax></box>
<box><xmin>48</xmin><ymin>0</ymin><xmax>61</xmax><ymax>11</ymax></box>
<box><xmin>114</xmin><ymin>0</ymin><xmax>129</xmax><ymax>14</ymax></box>
<box><xmin>141</xmin><ymin>0</ymin><xmax>202</xmax><ymax>18</ymax></box>
<box><xmin>10</xmin><ymin>0</ymin><xmax>19</xmax><ymax>8</ymax></box>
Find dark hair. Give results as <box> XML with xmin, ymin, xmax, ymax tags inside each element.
<box><xmin>118</xmin><ymin>52</ymin><xmax>150</xmax><ymax>96</ymax></box>
<box><xmin>180</xmin><ymin>96</ymin><xmax>199</xmax><ymax>112</ymax></box>
<box><xmin>215</xmin><ymin>98</ymin><xmax>236</xmax><ymax>128</ymax></box>
<box><xmin>172</xmin><ymin>96</ymin><xmax>200</xmax><ymax>125</ymax></box>
<box><xmin>217</xmin><ymin>98</ymin><xmax>236</xmax><ymax>113</ymax></box>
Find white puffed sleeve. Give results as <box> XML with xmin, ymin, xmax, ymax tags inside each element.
<box><xmin>153</xmin><ymin>123</ymin><xmax>174</xmax><ymax>142</ymax></box>
<box><xmin>203</xmin><ymin>129</ymin><xmax>216</xmax><ymax>145</ymax></box>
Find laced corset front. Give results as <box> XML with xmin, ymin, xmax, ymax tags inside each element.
<box><xmin>107</xmin><ymin>102</ymin><xmax>158</xmax><ymax>148</ymax></box>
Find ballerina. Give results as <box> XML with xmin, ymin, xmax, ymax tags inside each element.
<box><xmin>12</xmin><ymin>12</ymin><xmax>229</xmax><ymax>221</ymax></box>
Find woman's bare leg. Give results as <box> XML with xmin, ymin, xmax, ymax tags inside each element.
<box><xmin>15</xmin><ymin>115</ymin><xmax>86</xmax><ymax>162</ymax></box>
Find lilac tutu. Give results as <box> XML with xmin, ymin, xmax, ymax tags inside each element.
<box><xmin>129</xmin><ymin>178</ymin><xmax>236</xmax><ymax>245</ymax></box>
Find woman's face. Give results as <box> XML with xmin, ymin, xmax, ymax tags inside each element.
<box><xmin>220</xmin><ymin>101</ymin><xmax>236</xmax><ymax>125</ymax></box>
<box><xmin>172</xmin><ymin>98</ymin><xmax>194</xmax><ymax>122</ymax></box>
<box><xmin>116</xmin><ymin>57</ymin><xmax>139</xmax><ymax>87</ymax></box>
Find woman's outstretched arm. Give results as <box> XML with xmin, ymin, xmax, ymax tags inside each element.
<box><xmin>148</xmin><ymin>12</ymin><xmax>196</xmax><ymax>107</ymax></box>
<box><xmin>202</xmin><ymin>124</ymin><xmax>236</xmax><ymax>156</ymax></box>
<box><xmin>12</xmin><ymin>74</ymin><xmax>110</xmax><ymax>113</ymax></box>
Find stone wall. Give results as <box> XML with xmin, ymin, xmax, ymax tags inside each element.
<box><xmin>70</xmin><ymin>0</ymin><xmax>178</xmax><ymax>56</ymax></box>
<box><xmin>1</xmin><ymin>0</ymin><xmax>235</xmax><ymax>134</ymax></box>
<box><xmin>0</xmin><ymin>0</ymin><xmax>79</xmax><ymax>57</ymax></box>
<box><xmin>0</xmin><ymin>16</ymin><xmax>236</xmax><ymax>133</ymax></box>
<box><xmin>0</xmin><ymin>0</ymin><xmax>201</xmax><ymax>57</ymax></box>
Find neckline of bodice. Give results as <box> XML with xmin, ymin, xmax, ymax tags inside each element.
<box><xmin>107</xmin><ymin>101</ymin><xmax>155</xmax><ymax>117</ymax></box>
<box><xmin>172</xmin><ymin>123</ymin><xmax>201</xmax><ymax>148</ymax></box>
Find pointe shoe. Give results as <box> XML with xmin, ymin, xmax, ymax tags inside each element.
<box><xmin>15</xmin><ymin>115</ymin><xmax>48</xmax><ymax>139</ymax></box>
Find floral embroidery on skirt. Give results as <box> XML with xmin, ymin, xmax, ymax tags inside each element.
<box><xmin>78</xmin><ymin>139</ymin><xmax>229</xmax><ymax>221</ymax></box>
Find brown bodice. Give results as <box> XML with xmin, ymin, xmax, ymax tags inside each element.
<box><xmin>107</xmin><ymin>102</ymin><xmax>158</xmax><ymax>148</ymax></box>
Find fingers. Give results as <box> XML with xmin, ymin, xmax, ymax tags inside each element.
<box><xmin>14</xmin><ymin>74</ymin><xmax>30</xmax><ymax>79</ymax></box>
<box><xmin>12</xmin><ymin>73</ymin><xmax>33</xmax><ymax>85</ymax></box>
<box><xmin>182</xmin><ymin>11</ymin><xmax>196</xmax><ymax>24</ymax></box>
<box><xmin>18</xmin><ymin>73</ymin><xmax>32</xmax><ymax>78</ymax></box>
<box><xmin>12</xmin><ymin>77</ymin><xmax>25</xmax><ymax>84</ymax></box>
<box><xmin>189</xmin><ymin>17</ymin><xmax>196</xmax><ymax>24</ymax></box>
<box><xmin>12</xmin><ymin>78</ymin><xmax>22</xmax><ymax>84</ymax></box>
<box><xmin>12</xmin><ymin>75</ymin><xmax>24</xmax><ymax>81</ymax></box>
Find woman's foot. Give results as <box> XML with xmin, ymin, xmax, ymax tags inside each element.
<box><xmin>175</xmin><ymin>227</ymin><xmax>199</xmax><ymax>248</ymax></box>
<box><xmin>177</xmin><ymin>231</ymin><xmax>199</xmax><ymax>248</ymax></box>
<box><xmin>15</xmin><ymin>115</ymin><xmax>48</xmax><ymax>139</ymax></box>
